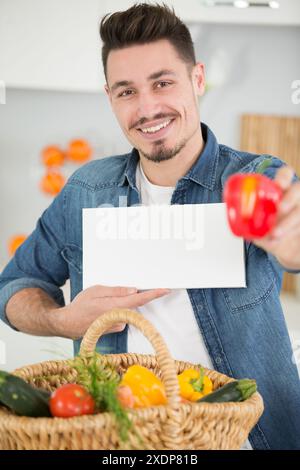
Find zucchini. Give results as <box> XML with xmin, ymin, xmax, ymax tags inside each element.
<box><xmin>197</xmin><ymin>379</ymin><xmax>257</xmax><ymax>403</ymax></box>
<box><xmin>0</xmin><ymin>370</ymin><xmax>51</xmax><ymax>417</ymax></box>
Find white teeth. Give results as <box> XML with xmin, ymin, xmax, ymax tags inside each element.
<box><xmin>140</xmin><ymin>120</ymin><xmax>171</xmax><ymax>134</ymax></box>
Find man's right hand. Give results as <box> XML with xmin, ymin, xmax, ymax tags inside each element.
<box><xmin>53</xmin><ymin>285</ymin><xmax>171</xmax><ymax>339</ymax></box>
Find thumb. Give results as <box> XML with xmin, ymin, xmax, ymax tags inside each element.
<box><xmin>274</xmin><ymin>165</ymin><xmax>294</xmax><ymax>191</ymax></box>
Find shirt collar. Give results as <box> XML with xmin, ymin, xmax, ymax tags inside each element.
<box><xmin>119</xmin><ymin>122</ymin><xmax>219</xmax><ymax>191</ymax></box>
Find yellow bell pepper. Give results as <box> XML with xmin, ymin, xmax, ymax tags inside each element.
<box><xmin>178</xmin><ymin>368</ymin><xmax>213</xmax><ymax>402</ymax></box>
<box><xmin>120</xmin><ymin>365</ymin><xmax>167</xmax><ymax>408</ymax></box>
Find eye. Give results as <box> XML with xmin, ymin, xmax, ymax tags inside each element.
<box><xmin>118</xmin><ymin>89</ymin><xmax>135</xmax><ymax>98</ymax></box>
<box><xmin>156</xmin><ymin>81</ymin><xmax>171</xmax><ymax>89</ymax></box>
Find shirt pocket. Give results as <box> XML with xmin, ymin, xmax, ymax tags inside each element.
<box><xmin>221</xmin><ymin>244</ymin><xmax>275</xmax><ymax>314</ymax></box>
<box><xmin>61</xmin><ymin>243</ymin><xmax>82</xmax><ymax>275</ymax></box>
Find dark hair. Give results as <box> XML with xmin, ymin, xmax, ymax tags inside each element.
<box><xmin>100</xmin><ymin>3</ymin><xmax>196</xmax><ymax>80</ymax></box>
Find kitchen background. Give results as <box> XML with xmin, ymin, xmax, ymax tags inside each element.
<box><xmin>0</xmin><ymin>0</ymin><xmax>299</xmax><ymax>372</ymax></box>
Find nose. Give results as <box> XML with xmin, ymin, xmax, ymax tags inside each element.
<box><xmin>135</xmin><ymin>90</ymin><xmax>162</xmax><ymax>123</ymax></box>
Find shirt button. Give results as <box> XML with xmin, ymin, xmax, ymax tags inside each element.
<box><xmin>215</xmin><ymin>357</ymin><xmax>222</xmax><ymax>365</ymax></box>
<box><xmin>198</xmin><ymin>305</ymin><xmax>203</xmax><ymax>311</ymax></box>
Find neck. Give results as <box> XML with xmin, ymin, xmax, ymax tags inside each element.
<box><xmin>138</xmin><ymin>128</ymin><xmax>204</xmax><ymax>187</ymax></box>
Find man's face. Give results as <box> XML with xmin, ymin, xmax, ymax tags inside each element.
<box><xmin>105</xmin><ymin>39</ymin><xmax>205</xmax><ymax>163</ymax></box>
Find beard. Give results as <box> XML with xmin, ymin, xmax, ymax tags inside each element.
<box><xmin>139</xmin><ymin>137</ymin><xmax>188</xmax><ymax>163</ymax></box>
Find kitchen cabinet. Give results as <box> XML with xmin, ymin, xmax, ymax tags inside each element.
<box><xmin>0</xmin><ymin>0</ymin><xmax>107</xmax><ymax>92</ymax></box>
<box><xmin>111</xmin><ymin>0</ymin><xmax>300</xmax><ymax>25</ymax></box>
<box><xmin>1</xmin><ymin>0</ymin><xmax>299</xmax><ymax>93</ymax></box>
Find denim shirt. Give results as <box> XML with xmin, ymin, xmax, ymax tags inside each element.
<box><xmin>0</xmin><ymin>123</ymin><xmax>299</xmax><ymax>449</ymax></box>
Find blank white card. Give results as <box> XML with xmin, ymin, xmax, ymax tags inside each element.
<box><xmin>83</xmin><ymin>203</ymin><xmax>246</xmax><ymax>290</ymax></box>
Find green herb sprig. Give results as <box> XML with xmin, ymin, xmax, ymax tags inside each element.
<box><xmin>70</xmin><ymin>353</ymin><xmax>132</xmax><ymax>442</ymax></box>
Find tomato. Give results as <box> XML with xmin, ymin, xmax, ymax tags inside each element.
<box><xmin>8</xmin><ymin>234</ymin><xmax>27</xmax><ymax>257</ymax></box>
<box><xmin>40</xmin><ymin>170</ymin><xmax>65</xmax><ymax>196</ymax></box>
<box><xmin>42</xmin><ymin>145</ymin><xmax>65</xmax><ymax>167</ymax></box>
<box><xmin>66</xmin><ymin>139</ymin><xmax>92</xmax><ymax>163</ymax></box>
<box><xmin>50</xmin><ymin>384</ymin><xmax>95</xmax><ymax>418</ymax></box>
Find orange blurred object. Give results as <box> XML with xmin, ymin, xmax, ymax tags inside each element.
<box><xmin>8</xmin><ymin>235</ymin><xmax>27</xmax><ymax>257</ymax></box>
<box><xmin>40</xmin><ymin>170</ymin><xmax>65</xmax><ymax>196</ymax></box>
<box><xmin>66</xmin><ymin>139</ymin><xmax>92</xmax><ymax>163</ymax></box>
<box><xmin>42</xmin><ymin>145</ymin><xmax>65</xmax><ymax>167</ymax></box>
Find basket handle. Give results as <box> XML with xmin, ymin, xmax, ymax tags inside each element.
<box><xmin>79</xmin><ymin>308</ymin><xmax>180</xmax><ymax>407</ymax></box>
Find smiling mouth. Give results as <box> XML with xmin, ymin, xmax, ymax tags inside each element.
<box><xmin>136</xmin><ymin>118</ymin><xmax>175</xmax><ymax>139</ymax></box>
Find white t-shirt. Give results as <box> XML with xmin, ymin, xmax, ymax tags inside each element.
<box><xmin>127</xmin><ymin>162</ymin><xmax>213</xmax><ymax>368</ymax></box>
<box><xmin>127</xmin><ymin>161</ymin><xmax>252</xmax><ymax>450</ymax></box>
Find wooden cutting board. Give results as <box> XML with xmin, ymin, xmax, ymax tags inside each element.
<box><xmin>241</xmin><ymin>114</ymin><xmax>300</xmax><ymax>294</ymax></box>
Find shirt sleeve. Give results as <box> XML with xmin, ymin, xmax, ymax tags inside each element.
<box><xmin>0</xmin><ymin>185</ymin><xmax>70</xmax><ymax>329</ymax></box>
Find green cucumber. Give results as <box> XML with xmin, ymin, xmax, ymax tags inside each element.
<box><xmin>0</xmin><ymin>370</ymin><xmax>51</xmax><ymax>417</ymax></box>
<box><xmin>197</xmin><ymin>379</ymin><xmax>257</xmax><ymax>403</ymax></box>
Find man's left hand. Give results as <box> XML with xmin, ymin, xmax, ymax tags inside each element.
<box><xmin>253</xmin><ymin>165</ymin><xmax>300</xmax><ymax>271</ymax></box>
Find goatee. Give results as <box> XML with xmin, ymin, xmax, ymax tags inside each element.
<box><xmin>140</xmin><ymin>138</ymin><xmax>188</xmax><ymax>163</ymax></box>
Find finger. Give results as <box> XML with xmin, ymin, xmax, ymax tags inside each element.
<box><xmin>270</xmin><ymin>205</ymin><xmax>300</xmax><ymax>239</ymax></box>
<box><xmin>278</xmin><ymin>181</ymin><xmax>300</xmax><ymax>215</ymax></box>
<box><xmin>269</xmin><ymin>228</ymin><xmax>300</xmax><ymax>254</ymax></box>
<box><xmin>87</xmin><ymin>285</ymin><xmax>138</xmax><ymax>298</ymax></box>
<box><xmin>115</xmin><ymin>288</ymin><xmax>172</xmax><ymax>308</ymax></box>
<box><xmin>274</xmin><ymin>165</ymin><xmax>295</xmax><ymax>191</ymax></box>
<box><xmin>104</xmin><ymin>323</ymin><xmax>126</xmax><ymax>334</ymax></box>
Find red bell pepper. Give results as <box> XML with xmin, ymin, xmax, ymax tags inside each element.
<box><xmin>223</xmin><ymin>159</ymin><xmax>283</xmax><ymax>240</ymax></box>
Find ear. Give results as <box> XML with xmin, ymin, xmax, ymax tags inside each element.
<box><xmin>104</xmin><ymin>84</ymin><xmax>112</xmax><ymax>105</ymax></box>
<box><xmin>192</xmin><ymin>62</ymin><xmax>206</xmax><ymax>97</ymax></box>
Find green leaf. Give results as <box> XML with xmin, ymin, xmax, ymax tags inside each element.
<box><xmin>70</xmin><ymin>353</ymin><xmax>135</xmax><ymax>443</ymax></box>
<box><xmin>256</xmin><ymin>158</ymin><xmax>273</xmax><ymax>175</ymax></box>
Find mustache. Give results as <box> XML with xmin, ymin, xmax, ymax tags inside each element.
<box><xmin>130</xmin><ymin>113</ymin><xmax>177</xmax><ymax>129</ymax></box>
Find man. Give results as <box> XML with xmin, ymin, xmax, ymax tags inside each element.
<box><xmin>0</xmin><ymin>3</ymin><xmax>300</xmax><ymax>450</ymax></box>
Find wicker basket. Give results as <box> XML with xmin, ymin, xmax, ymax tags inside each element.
<box><xmin>0</xmin><ymin>308</ymin><xmax>264</xmax><ymax>450</ymax></box>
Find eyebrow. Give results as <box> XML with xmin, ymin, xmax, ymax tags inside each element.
<box><xmin>110</xmin><ymin>69</ymin><xmax>176</xmax><ymax>93</ymax></box>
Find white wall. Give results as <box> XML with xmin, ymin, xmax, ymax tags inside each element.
<box><xmin>194</xmin><ymin>23</ymin><xmax>300</xmax><ymax>145</ymax></box>
<box><xmin>0</xmin><ymin>283</ymin><xmax>73</xmax><ymax>371</ymax></box>
<box><xmin>0</xmin><ymin>22</ymin><xmax>299</xmax><ymax>372</ymax></box>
